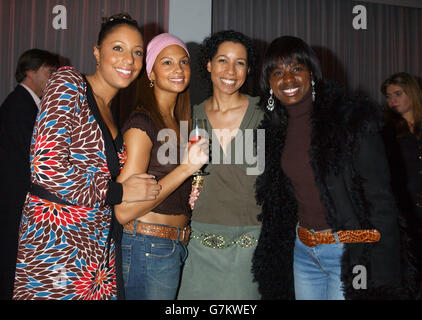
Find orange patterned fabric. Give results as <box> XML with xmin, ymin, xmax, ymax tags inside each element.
<box><xmin>297</xmin><ymin>227</ymin><xmax>380</xmax><ymax>247</ymax></box>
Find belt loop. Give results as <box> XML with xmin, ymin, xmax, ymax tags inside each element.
<box><xmin>133</xmin><ymin>220</ymin><xmax>138</xmax><ymax>236</ymax></box>
<box><xmin>333</xmin><ymin>231</ymin><xmax>340</xmax><ymax>244</ymax></box>
<box><xmin>176</xmin><ymin>226</ymin><xmax>181</xmax><ymax>242</ymax></box>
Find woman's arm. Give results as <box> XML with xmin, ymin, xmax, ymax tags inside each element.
<box><xmin>32</xmin><ymin>69</ymin><xmax>118</xmax><ymax>208</ymax></box>
<box><xmin>115</xmin><ymin>127</ymin><xmax>207</xmax><ymax>224</ymax></box>
<box><xmin>32</xmin><ymin>69</ymin><xmax>160</xmax><ymax>208</ymax></box>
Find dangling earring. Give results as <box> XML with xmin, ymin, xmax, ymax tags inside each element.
<box><xmin>150</xmin><ymin>79</ymin><xmax>154</xmax><ymax>88</ymax></box>
<box><xmin>266</xmin><ymin>89</ymin><xmax>275</xmax><ymax>112</ymax></box>
<box><xmin>311</xmin><ymin>79</ymin><xmax>316</xmax><ymax>102</ymax></box>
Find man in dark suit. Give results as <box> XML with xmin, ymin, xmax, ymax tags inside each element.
<box><xmin>0</xmin><ymin>49</ymin><xmax>59</xmax><ymax>299</ymax></box>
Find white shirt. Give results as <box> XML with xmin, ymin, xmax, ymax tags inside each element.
<box><xmin>19</xmin><ymin>83</ymin><xmax>41</xmax><ymax>109</ymax></box>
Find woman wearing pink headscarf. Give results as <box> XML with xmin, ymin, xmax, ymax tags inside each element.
<box><xmin>114</xmin><ymin>33</ymin><xmax>208</xmax><ymax>300</ymax></box>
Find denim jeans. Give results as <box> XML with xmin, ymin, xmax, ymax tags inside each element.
<box><xmin>293</xmin><ymin>226</ymin><xmax>345</xmax><ymax>300</ymax></box>
<box><xmin>121</xmin><ymin>222</ymin><xmax>188</xmax><ymax>300</ymax></box>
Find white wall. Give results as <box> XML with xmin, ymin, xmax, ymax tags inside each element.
<box><xmin>168</xmin><ymin>0</ymin><xmax>213</xmax><ymax>104</ymax></box>
<box><xmin>168</xmin><ymin>0</ymin><xmax>212</xmax><ymax>43</ymax></box>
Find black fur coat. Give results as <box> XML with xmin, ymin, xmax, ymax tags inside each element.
<box><xmin>252</xmin><ymin>81</ymin><xmax>417</xmax><ymax>300</ymax></box>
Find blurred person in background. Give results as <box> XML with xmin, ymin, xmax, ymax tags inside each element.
<box><xmin>381</xmin><ymin>72</ymin><xmax>422</xmax><ymax>295</ymax></box>
<box><xmin>0</xmin><ymin>48</ymin><xmax>59</xmax><ymax>300</ymax></box>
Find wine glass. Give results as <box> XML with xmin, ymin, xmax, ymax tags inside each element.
<box><xmin>190</xmin><ymin>118</ymin><xmax>209</xmax><ymax>176</ymax></box>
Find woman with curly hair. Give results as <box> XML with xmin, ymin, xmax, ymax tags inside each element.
<box><xmin>177</xmin><ymin>30</ymin><xmax>264</xmax><ymax>300</ymax></box>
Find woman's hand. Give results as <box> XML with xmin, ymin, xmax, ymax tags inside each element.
<box><xmin>181</xmin><ymin>138</ymin><xmax>209</xmax><ymax>175</ymax></box>
<box><xmin>115</xmin><ymin>129</ymin><xmax>208</xmax><ymax>224</ymax></box>
<box><xmin>121</xmin><ymin>173</ymin><xmax>161</xmax><ymax>203</ymax></box>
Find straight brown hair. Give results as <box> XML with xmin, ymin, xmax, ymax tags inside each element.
<box><xmin>135</xmin><ymin>69</ymin><xmax>191</xmax><ymax>144</ymax></box>
<box><xmin>381</xmin><ymin>72</ymin><xmax>422</xmax><ymax>138</ymax></box>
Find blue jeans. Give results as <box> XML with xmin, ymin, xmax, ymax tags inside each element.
<box><xmin>293</xmin><ymin>226</ymin><xmax>345</xmax><ymax>300</ymax></box>
<box><xmin>121</xmin><ymin>222</ymin><xmax>188</xmax><ymax>300</ymax></box>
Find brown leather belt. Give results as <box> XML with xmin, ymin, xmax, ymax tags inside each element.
<box><xmin>123</xmin><ymin>220</ymin><xmax>191</xmax><ymax>244</ymax></box>
<box><xmin>297</xmin><ymin>227</ymin><xmax>381</xmax><ymax>248</ymax></box>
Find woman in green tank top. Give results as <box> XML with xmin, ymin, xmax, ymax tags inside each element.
<box><xmin>177</xmin><ymin>30</ymin><xmax>264</xmax><ymax>300</ymax></box>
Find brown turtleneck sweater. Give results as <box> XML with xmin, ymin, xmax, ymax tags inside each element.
<box><xmin>281</xmin><ymin>91</ymin><xmax>330</xmax><ymax>231</ymax></box>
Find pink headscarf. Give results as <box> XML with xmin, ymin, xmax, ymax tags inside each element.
<box><xmin>145</xmin><ymin>33</ymin><xmax>190</xmax><ymax>79</ymax></box>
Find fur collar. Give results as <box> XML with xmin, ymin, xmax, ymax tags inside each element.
<box><xmin>253</xmin><ymin>81</ymin><xmax>383</xmax><ymax>299</ymax></box>
<box><xmin>253</xmin><ymin>81</ymin><xmax>417</xmax><ymax>300</ymax></box>
<box><xmin>256</xmin><ymin>80</ymin><xmax>382</xmax><ymax>208</ymax></box>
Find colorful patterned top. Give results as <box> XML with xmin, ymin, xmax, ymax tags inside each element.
<box><xmin>13</xmin><ymin>67</ymin><xmax>126</xmax><ymax>300</ymax></box>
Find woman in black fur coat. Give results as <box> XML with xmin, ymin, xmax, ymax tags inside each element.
<box><xmin>252</xmin><ymin>36</ymin><xmax>416</xmax><ymax>300</ymax></box>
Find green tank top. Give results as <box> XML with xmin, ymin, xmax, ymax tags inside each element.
<box><xmin>191</xmin><ymin>95</ymin><xmax>264</xmax><ymax>226</ymax></box>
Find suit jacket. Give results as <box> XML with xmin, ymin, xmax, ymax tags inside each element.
<box><xmin>0</xmin><ymin>85</ymin><xmax>38</xmax><ymax>299</ymax></box>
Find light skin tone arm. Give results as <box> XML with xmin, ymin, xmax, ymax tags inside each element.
<box><xmin>114</xmin><ymin>127</ymin><xmax>208</xmax><ymax>225</ymax></box>
<box><xmin>120</xmin><ymin>172</ymin><xmax>161</xmax><ymax>203</ymax></box>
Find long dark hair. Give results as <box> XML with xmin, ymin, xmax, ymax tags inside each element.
<box><xmin>135</xmin><ymin>70</ymin><xmax>191</xmax><ymax>143</ymax></box>
<box><xmin>381</xmin><ymin>72</ymin><xmax>422</xmax><ymax>138</ymax></box>
<box><xmin>198</xmin><ymin>30</ymin><xmax>257</xmax><ymax>84</ymax></box>
<box><xmin>260</xmin><ymin>36</ymin><xmax>323</xmax><ymax>112</ymax></box>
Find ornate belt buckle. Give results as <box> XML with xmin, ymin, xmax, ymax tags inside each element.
<box><xmin>237</xmin><ymin>234</ymin><xmax>257</xmax><ymax>248</ymax></box>
<box><xmin>202</xmin><ymin>233</ymin><xmax>226</xmax><ymax>249</ymax></box>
